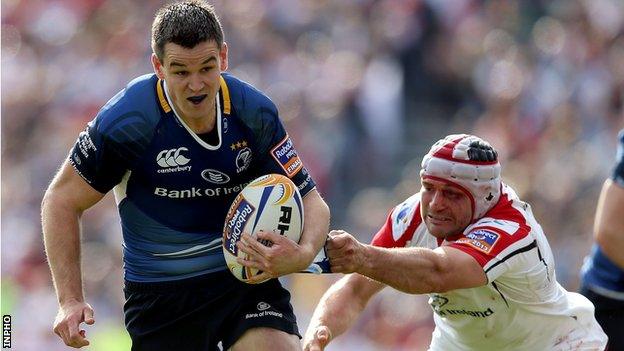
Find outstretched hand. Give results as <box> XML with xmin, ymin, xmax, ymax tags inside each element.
<box><xmin>53</xmin><ymin>299</ymin><xmax>95</xmax><ymax>348</ymax></box>
<box><xmin>236</xmin><ymin>230</ymin><xmax>312</xmax><ymax>283</ymax></box>
<box><xmin>303</xmin><ymin>325</ymin><xmax>332</xmax><ymax>351</ymax></box>
<box><xmin>326</xmin><ymin>230</ymin><xmax>368</xmax><ymax>274</ymax></box>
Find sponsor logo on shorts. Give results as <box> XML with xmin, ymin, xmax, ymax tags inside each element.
<box><xmin>456</xmin><ymin>229</ymin><xmax>499</xmax><ymax>253</ymax></box>
<box><xmin>245</xmin><ymin>310</ymin><xmax>284</xmax><ymax>320</ymax></box>
<box><xmin>257</xmin><ymin>302</ymin><xmax>271</xmax><ymax>311</ymax></box>
<box><xmin>271</xmin><ymin>135</ymin><xmax>303</xmax><ymax>178</ymax></box>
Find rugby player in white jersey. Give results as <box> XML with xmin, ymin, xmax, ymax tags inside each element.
<box><xmin>303</xmin><ymin>134</ymin><xmax>607</xmax><ymax>350</ymax></box>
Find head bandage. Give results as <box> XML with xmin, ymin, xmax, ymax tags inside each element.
<box><xmin>420</xmin><ymin>134</ymin><xmax>501</xmax><ymax>220</ymax></box>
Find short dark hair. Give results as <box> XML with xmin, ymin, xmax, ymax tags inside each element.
<box><xmin>151</xmin><ymin>0</ymin><xmax>224</xmax><ymax>60</ymax></box>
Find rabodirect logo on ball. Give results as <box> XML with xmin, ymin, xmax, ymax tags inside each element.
<box><xmin>223</xmin><ymin>197</ymin><xmax>256</xmax><ymax>255</ymax></box>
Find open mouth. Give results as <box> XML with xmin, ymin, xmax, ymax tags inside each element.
<box><xmin>428</xmin><ymin>214</ymin><xmax>449</xmax><ymax>223</ymax></box>
<box><xmin>187</xmin><ymin>95</ymin><xmax>208</xmax><ymax>105</ymax></box>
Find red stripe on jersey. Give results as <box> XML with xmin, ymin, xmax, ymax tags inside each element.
<box><xmin>371</xmin><ymin>204</ymin><xmax>422</xmax><ymax>248</ymax></box>
<box><xmin>446</xmin><ymin>191</ymin><xmax>531</xmax><ymax>268</ymax></box>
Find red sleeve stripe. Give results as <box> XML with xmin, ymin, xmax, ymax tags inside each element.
<box><xmin>370</xmin><ymin>209</ymin><xmax>395</xmax><ymax>248</ymax></box>
<box><xmin>447</xmin><ymin>242</ymin><xmax>491</xmax><ymax>267</ymax></box>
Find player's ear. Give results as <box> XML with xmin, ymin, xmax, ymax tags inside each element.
<box><xmin>219</xmin><ymin>42</ymin><xmax>228</xmax><ymax>72</ymax></box>
<box><xmin>151</xmin><ymin>53</ymin><xmax>166</xmax><ymax>80</ymax></box>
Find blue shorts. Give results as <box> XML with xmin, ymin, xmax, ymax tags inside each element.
<box><xmin>123</xmin><ymin>270</ymin><xmax>300</xmax><ymax>351</ymax></box>
<box><xmin>579</xmin><ymin>285</ymin><xmax>624</xmax><ymax>350</ymax></box>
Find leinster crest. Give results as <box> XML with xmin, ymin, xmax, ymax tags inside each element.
<box><xmin>236</xmin><ymin>147</ymin><xmax>252</xmax><ymax>173</ymax></box>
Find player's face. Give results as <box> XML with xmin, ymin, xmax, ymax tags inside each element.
<box><xmin>420</xmin><ymin>178</ymin><xmax>472</xmax><ymax>238</ymax></box>
<box><xmin>152</xmin><ymin>40</ymin><xmax>228</xmax><ymax>124</ymax></box>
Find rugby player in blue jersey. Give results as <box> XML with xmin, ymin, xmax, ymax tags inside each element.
<box><xmin>580</xmin><ymin>129</ymin><xmax>624</xmax><ymax>350</ymax></box>
<box><xmin>41</xmin><ymin>1</ymin><xmax>329</xmax><ymax>350</ymax></box>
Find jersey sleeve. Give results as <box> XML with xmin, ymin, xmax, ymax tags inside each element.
<box><xmin>446</xmin><ymin>219</ymin><xmax>533</xmax><ymax>282</ymax></box>
<box><xmin>258</xmin><ymin>115</ymin><xmax>316</xmax><ymax>196</ymax></box>
<box><xmin>69</xmin><ymin>120</ymin><xmax>126</xmax><ymax>193</ymax></box>
<box><xmin>612</xmin><ymin>129</ymin><xmax>624</xmax><ymax>188</ymax></box>
<box><xmin>69</xmin><ymin>78</ymin><xmax>158</xmax><ymax>193</ymax></box>
<box><xmin>370</xmin><ymin>209</ymin><xmax>396</xmax><ymax>247</ymax></box>
<box><xmin>225</xmin><ymin>74</ymin><xmax>316</xmax><ymax>196</ymax></box>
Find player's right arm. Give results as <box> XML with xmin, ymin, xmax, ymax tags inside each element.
<box><xmin>42</xmin><ymin>160</ymin><xmax>106</xmax><ymax>348</ymax></box>
<box><xmin>594</xmin><ymin>179</ymin><xmax>624</xmax><ymax>269</ymax></box>
<box><xmin>42</xmin><ymin>76</ymin><xmax>155</xmax><ymax>347</ymax></box>
<box><xmin>303</xmin><ymin>274</ymin><xmax>385</xmax><ymax>351</ymax></box>
<box><xmin>594</xmin><ymin>130</ymin><xmax>624</xmax><ymax>270</ymax></box>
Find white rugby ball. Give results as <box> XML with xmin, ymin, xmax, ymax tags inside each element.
<box><xmin>222</xmin><ymin>174</ymin><xmax>304</xmax><ymax>284</ymax></box>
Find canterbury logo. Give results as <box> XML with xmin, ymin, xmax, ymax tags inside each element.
<box><xmin>156</xmin><ymin>147</ymin><xmax>190</xmax><ymax>167</ymax></box>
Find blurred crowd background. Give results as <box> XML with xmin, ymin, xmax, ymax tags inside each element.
<box><xmin>2</xmin><ymin>0</ymin><xmax>623</xmax><ymax>349</ymax></box>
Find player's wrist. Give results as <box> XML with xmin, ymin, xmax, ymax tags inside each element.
<box><xmin>359</xmin><ymin>244</ymin><xmax>376</xmax><ymax>274</ymax></box>
<box><xmin>59</xmin><ymin>295</ymin><xmax>84</xmax><ymax>305</ymax></box>
<box><xmin>298</xmin><ymin>242</ymin><xmax>317</xmax><ymax>265</ymax></box>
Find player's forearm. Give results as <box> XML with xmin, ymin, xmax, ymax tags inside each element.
<box><xmin>358</xmin><ymin>245</ymin><xmax>445</xmax><ymax>294</ymax></box>
<box><xmin>300</xmin><ymin>190</ymin><xmax>330</xmax><ymax>264</ymax></box>
<box><xmin>596</xmin><ymin>209</ymin><xmax>624</xmax><ymax>269</ymax></box>
<box><xmin>306</xmin><ymin>276</ymin><xmax>371</xmax><ymax>343</ymax></box>
<box><xmin>42</xmin><ymin>191</ymin><xmax>85</xmax><ymax>304</ymax></box>
<box><xmin>596</xmin><ymin>230</ymin><xmax>624</xmax><ymax>269</ymax></box>
<box><xmin>595</xmin><ymin>179</ymin><xmax>624</xmax><ymax>269</ymax></box>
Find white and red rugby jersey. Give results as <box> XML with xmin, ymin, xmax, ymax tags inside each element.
<box><xmin>372</xmin><ymin>184</ymin><xmax>607</xmax><ymax>350</ymax></box>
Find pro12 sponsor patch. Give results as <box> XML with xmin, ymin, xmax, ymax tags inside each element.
<box><xmin>456</xmin><ymin>229</ymin><xmax>500</xmax><ymax>254</ymax></box>
<box><xmin>271</xmin><ymin>135</ymin><xmax>303</xmax><ymax>178</ymax></box>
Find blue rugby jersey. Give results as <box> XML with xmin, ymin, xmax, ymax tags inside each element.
<box><xmin>69</xmin><ymin>73</ymin><xmax>316</xmax><ymax>282</ymax></box>
<box><xmin>581</xmin><ymin>129</ymin><xmax>624</xmax><ymax>299</ymax></box>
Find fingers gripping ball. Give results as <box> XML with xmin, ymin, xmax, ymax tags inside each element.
<box><xmin>222</xmin><ymin>174</ymin><xmax>304</xmax><ymax>283</ymax></box>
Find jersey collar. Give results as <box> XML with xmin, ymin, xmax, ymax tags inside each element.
<box><xmin>160</xmin><ymin>79</ymin><xmax>223</xmax><ymax>150</ymax></box>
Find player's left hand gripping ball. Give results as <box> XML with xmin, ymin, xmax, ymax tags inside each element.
<box><xmin>222</xmin><ymin>174</ymin><xmax>304</xmax><ymax>283</ymax></box>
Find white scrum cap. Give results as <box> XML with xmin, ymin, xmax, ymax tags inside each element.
<box><xmin>420</xmin><ymin>134</ymin><xmax>501</xmax><ymax>220</ymax></box>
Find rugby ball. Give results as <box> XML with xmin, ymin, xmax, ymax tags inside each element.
<box><xmin>222</xmin><ymin>174</ymin><xmax>304</xmax><ymax>283</ymax></box>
